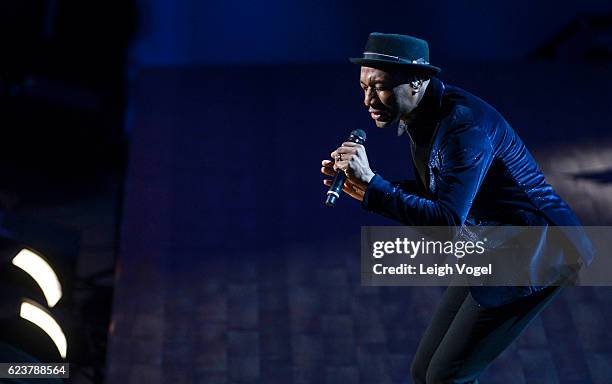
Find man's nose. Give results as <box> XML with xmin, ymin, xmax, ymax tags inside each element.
<box><xmin>363</xmin><ymin>88</ymin><xmax>376</xmax><ymax>107</ymax></box>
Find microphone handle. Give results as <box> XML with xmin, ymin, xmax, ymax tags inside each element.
<box><xmin>324</xmin><ymin>129</ymin><xmax>366</xmax><ymax>207</ymax></box>
<box><xmin>325</xmin><ymin>169</ymin><xmax>346</xmax><ymax>207</ymax></box>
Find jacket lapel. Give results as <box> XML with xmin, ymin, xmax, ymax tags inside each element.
<box><xmin>405</xmin><ymin>78</ymin><xmax>446</xmax><ymax>197</ymax></box>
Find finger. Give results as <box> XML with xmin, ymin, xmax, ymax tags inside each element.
<box><xmin>321</xmin><ymin>160</ymin><xmax>335</xmax><ymax>170</ymax></box>
<box><xmin>345</xmin><ymin>179</ymin><xmax>366</xmax><ymax>193</ymax></box>
<box><xmin>342</xmin><ymin>182</ymin><xmax>363</xmax><ymax>200</ymax></box>
<box><xmin>331</xmin><ymin>147</ymin><xmax>357</xmax><ymax>159</ymax></box>
<box><xmin>333</xmin><ymin>154</ymin><xmax>353</xmax><ymax>163</ymax></box>
<box><xmin>336</xmin><ymin>146</ymin><xmax>358</xmax><ymax>154</ymax></box>
<box><xmin>333</xmin><ymin>160</ymin><xmax>349</xmax><ymax>172</ymax></box>
<box><xmin>321</xmin><ymin>166</ymin><xmax>336</xmax><ymax>176</ymax></box>
<box><xmin>343</xmin><ymin>186</ymin><xmax>357</xmax><ymax>197</ymax></box>
<box><xmin>342</xmin><ymin>143</ymin><xmax>365</xmax><ymax>153</ymax></box>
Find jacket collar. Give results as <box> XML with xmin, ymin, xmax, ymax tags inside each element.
<box><xmin>398</xmin><ymin>77</ymin><xmax>445</xmax><ymax>145</ymax></box>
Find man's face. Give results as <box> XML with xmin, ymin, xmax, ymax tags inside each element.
<box><xmin>359</xmin><ymin>66</ymin><xmax>412</xmax><ymax>128</ymax></box>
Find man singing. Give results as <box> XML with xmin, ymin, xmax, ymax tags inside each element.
<box><xmin>320</xmin><ymin>33</ymin><xmax>593</xmax><ymax>383</ymax></box>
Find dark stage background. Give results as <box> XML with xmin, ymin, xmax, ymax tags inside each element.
<box><xmin>1</xmin><ymin>0</ymin><xmax>612</xmax><ymax>383</ymax></box>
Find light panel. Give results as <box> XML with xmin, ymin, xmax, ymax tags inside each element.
<box><xmin>19</xmin><ymin>300</ymin><xmax>67</xmax><ymax>359</ymax></box>
<box><xmin>12</xmin><ymin>249</ymin><xmax>62</xmax><ymax>307</ymax></box>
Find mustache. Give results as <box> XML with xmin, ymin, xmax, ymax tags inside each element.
<box><xmin>369</xmin><ymin>106</ymin><xmax>390</xmax><ymax>113</ymax></box>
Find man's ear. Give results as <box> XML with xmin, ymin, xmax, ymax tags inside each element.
<box><xmin>410</xmin><ymin>79</ymin><xmax>423</xmax><ymax>95</ymax></box>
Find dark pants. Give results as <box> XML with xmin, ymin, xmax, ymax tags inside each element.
<box><xmin>410</xmin><ymin>283</ymin><xmax>565</xmax><ymax>384</ymax></box>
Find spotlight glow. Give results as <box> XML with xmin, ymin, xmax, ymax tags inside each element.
<box><xmin>12</xmin><ymin>249</ymin><xmax>63</xmax><ymax>307</ymax></box>
<box><xmin>19</xmin><ymin>300</ymin><xmax>67</xmax><ymax>359</ymax></box>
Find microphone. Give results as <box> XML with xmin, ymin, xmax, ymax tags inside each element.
<box><xmin>325</xmin><ymin>129</ymin><xmax>367</xmax><ymax>207</ymax></box>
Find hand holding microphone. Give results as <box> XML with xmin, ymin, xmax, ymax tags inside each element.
<box><xmin>321</xmin><ymin>129</ymin><xmax>375</xmax><ymax>206</ymax></box>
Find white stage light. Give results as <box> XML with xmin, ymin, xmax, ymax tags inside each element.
<box><xmin>12</xmin><ymin>249</ymin><xmax>63</xmax><ymax>307</ymax></box>
<box><xmin>19</xmin><ymin>300</ymin><xmax>67</xmax><ymax>359</ymax></box>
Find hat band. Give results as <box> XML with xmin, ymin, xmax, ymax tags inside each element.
<box><xmin>363</xmin><ymin>51</ymin><xmax>430</xmax><ymax>65</ymax></box>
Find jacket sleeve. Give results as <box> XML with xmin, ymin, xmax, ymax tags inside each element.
<box><xmin>362</xmin><ymin>123</ymin><xmax>494</xmax><ymax>227</ymax></box>
<box><xmin>389</xmin><ymin>179</ymin><xmax>422</xmax><ymax>195</ymax></box>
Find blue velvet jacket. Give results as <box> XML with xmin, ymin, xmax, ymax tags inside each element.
<box><xmin>362</xmin><ymin>77</ymin><xmax>594</xmax><ymax>307</ymax></box>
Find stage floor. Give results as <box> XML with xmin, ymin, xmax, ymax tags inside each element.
<box><xmin>105</xmin><ymin>63</ymin><xmax>612</xmax><ymax>384</ymax></box>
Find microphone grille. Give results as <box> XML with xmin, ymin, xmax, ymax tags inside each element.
<box><xmin>350</xmin><ymin>129</ymin><xmax>367</xmax><ymax>143</ymax></box>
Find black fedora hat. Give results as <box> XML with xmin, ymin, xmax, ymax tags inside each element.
<box><xmin>350</xmin><ymin>32</ymin><xmax>441</xmax><ymax>75</ymax></box>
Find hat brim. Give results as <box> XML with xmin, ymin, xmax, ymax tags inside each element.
<box><xmin>349</xmin><ymin>57</ymin><xmax>441</xmax><ymax>75</ymax></box>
